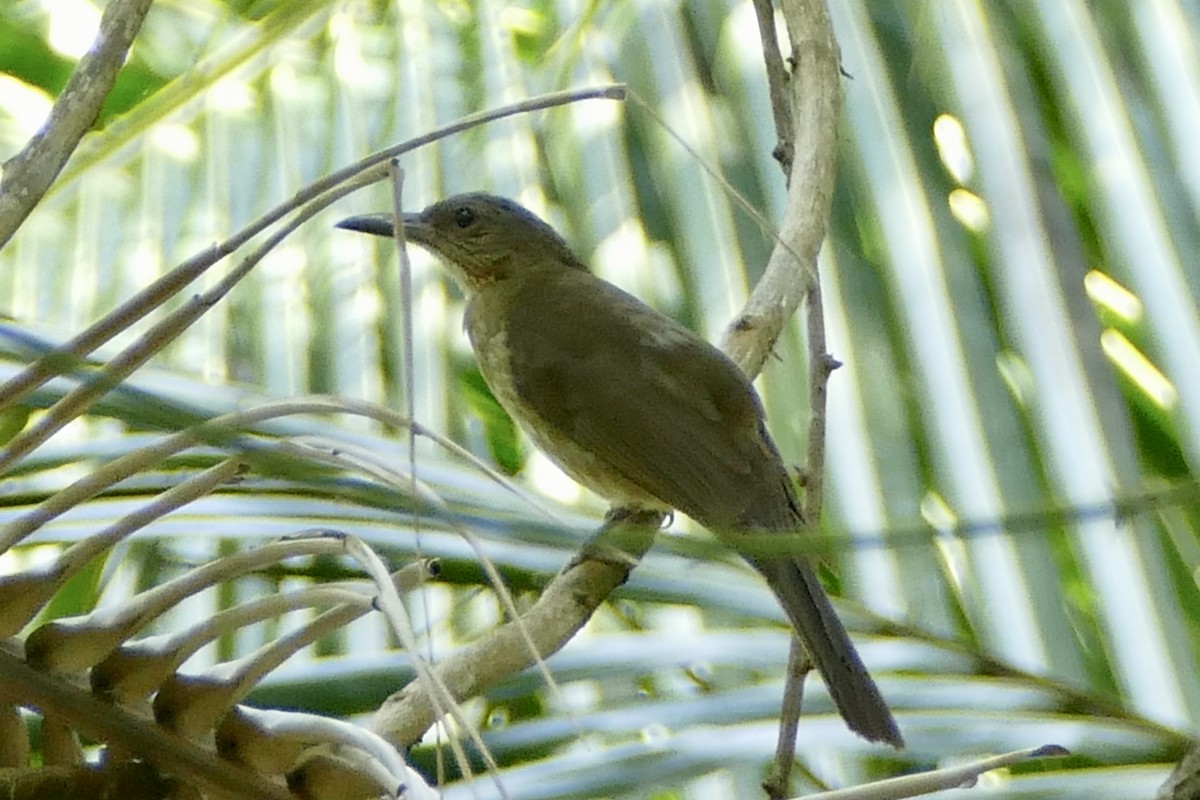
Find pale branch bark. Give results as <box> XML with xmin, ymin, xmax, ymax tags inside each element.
<box><xmin>765</xmin><ymin>636</ymin><xmax>808</xmax><ymax>800</ymax></box>
<box><xmin>719</xmin><ymin>0</ymin><xmax>842</xmax><ymax>381</ymax></box>
<box><xmin>371</xmin><ymin>512</ymin><xmax>661</xmax><ymax>747</ymax></box>
<box><xmin>751</xmin><ymin>0</ymin><xmax>796</xmax><ymax>173</ymax></box>
<box><xmin>740</xmin><ymin>1</ymin><xmax>845</xmax><ymax>795</ymax></box>
<box><xmin>1157</xmin><ymin>741</ymin><xmax>1200</xmax><ymax>800</ymax></box>
<box><xmin>0</xmin><ymin>0</ymin><xmax>153</xmax><ymax>248</ymax></box>
<box><xmin>0</xmin><ymin>167</ymin><xmax>386</xmax><ymax>477</ymax></box>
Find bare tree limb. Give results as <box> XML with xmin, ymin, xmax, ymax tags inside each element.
<box><xmin>371</xmin><ymin>512</ymin><xmax>661</xmax><ymax>748</ymax></box>
<box><xmin>0</xmin><ymin>0</ymin><xmax>153</xmax><ymax>248</ymax></box>
<box><xmin>720</xmin><ymin>0</ymin><xmax>842</xmax><ymax>380</ymax></box>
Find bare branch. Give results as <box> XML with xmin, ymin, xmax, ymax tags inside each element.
<box><xmin>751</xmin><ymin>0</ymin><xmax>796</xmax><ymax>172</ymax></box>
<box><xmin>741</xmin><ymin>0</ymin><xmax>846</xmax><ymax>791</ymax></box>
<box><xmin>371</xmin><ymin>512</ymin><xmax>661</xmax><ymax>748</ymax></box>
<box><xmin>720</xmin><ymin>0</ymin><xmax>842</xmax><ymax>380</ymax></box>
<box><xmin>0</xmin><ymin>84</ymin><xmax>625</xmax><ymax>420</ymax></box>
<box><xmin>0</xmin><ymin>0</ymin><xmax>153</xmax><ymax>247</ymax></box>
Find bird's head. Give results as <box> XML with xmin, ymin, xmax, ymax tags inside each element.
<box><xmin>337</xmin><ymin>193</ymin><xmax>586</xmax><ymax>292</ymax></box>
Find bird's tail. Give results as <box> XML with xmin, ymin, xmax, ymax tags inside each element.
<box><xmin>751</xmin><ymin>556</ymin><xmax>904</xmax><ymax>748</ymax></box>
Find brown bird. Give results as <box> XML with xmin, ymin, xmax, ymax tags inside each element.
<box><xmin>337</xmin><ymin>193</ymin><xmax>902</xmax><ymax>747</ymax></box>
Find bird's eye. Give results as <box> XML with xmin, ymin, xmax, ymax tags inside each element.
<box><xmin>454</xmin><ymin>207</ymin><xmax>475</xmax><ymax>228</ymax></box>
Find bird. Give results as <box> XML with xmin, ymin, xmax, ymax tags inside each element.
<box><xmin>337</xmin><ymin>193</ymin><xmax>902</xmax><ymax>747</ymax></box>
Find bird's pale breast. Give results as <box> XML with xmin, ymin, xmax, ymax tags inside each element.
<box><xmin>464</xmin><ymin>284</ymin><xmax>667</xmax><ymax>511</ymax></box>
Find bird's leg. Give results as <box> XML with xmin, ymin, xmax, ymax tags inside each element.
<box><xmin>563</xmin><ymin>507</ymin><xmax>663</xmax><ymax>574</ymax></box>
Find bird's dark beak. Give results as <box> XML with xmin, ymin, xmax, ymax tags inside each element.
<box><xmin>335</xmin><ymin>212</ymin><xmax>425</xmax><ymax>240</ymax></box>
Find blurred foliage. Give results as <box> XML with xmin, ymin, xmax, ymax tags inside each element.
<box><xmin>1</xmin><ymin>0</ymin><xmax>1199</xmax><ymax>798</ymax></box>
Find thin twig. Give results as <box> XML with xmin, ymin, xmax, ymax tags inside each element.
<box><xmin>751</xmin><ymin>0</ymin><xmax>796</xmax><ymax>174</ymax></box>
<box><xmin>346</xmin><ymin>536</ymin><xmax>508</xmax><ymax>799</ymax></box>
<box><xmin>763</xmin><ymin>637</ymin><xmax>807</xmax><ymax>800</ymax></box>
<box><xmin>0</xmin><ymin>84</ymin><xmax>626</xmax><ymax>418</ymax></box>
<box><xmin>802</xmin><ymin>279</ymin><xmax>839</xmax><ymax>522</ymax></box>
<box><xmin>0</xmin><ymin>0</ymin><xmax>153</xmax><ymax>247</ymax></box>
<box><xmin>755</xmin><ymin>0</ymin><xmax>844</xmax><ymax>792</ymax></box>
<box><xmin>0</xmin><ymin>166</ymin><xmax>387</xmax><ymax>475</ymax></box>
<box><xmin>0</xmin><ymin>397</ymin><xmax>399</xmax><ymax>556</ymax></box>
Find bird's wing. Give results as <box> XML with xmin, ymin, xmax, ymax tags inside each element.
<box><xmin>505</xmin><ymin>270</ymin><xmax>796</xmax><ymax>531</ymax></box>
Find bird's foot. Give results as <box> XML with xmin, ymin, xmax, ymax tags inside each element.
<box><xmin>563</xmin><ymin>507</ymin><xmax>663</xmax><ymax>573</ymax></box>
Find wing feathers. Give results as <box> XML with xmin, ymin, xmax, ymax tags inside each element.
<box><xmin>505</xmin><ymin>270</ymin><xmax>778</xmax><ymax>530</ymax></box>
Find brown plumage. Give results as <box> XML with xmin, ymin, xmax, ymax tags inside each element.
<box><xmin>338</xmin><ymin>193</ymin><xmax>902</xmax><ymax>747</ymax></box>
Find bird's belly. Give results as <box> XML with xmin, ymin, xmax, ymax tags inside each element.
<box><xmin>470</xmin><ymin>324</ymin><xmax>665</xmax><ymax>512</ymax></box>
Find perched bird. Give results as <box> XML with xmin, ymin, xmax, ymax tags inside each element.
<box><xmin>338</xmin><ymin>193</ymin><xmax>902</xmax><ymax>747</ymax></box>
